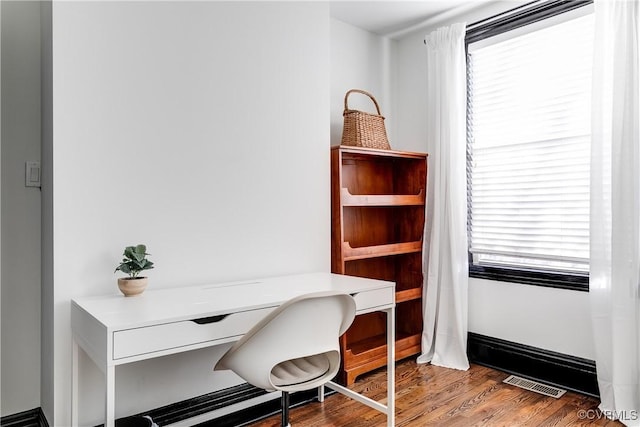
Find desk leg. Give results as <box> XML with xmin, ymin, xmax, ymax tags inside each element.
<box><xmin>324</xmin><ymin>305</ymin><xmax>395</xmax><ymax>424</ymax></box>
<box><xmin>72</xmin><ymin>339</ymin><xmax>79</xmax><ymax>427</ymax></box>
<box><xmin>106</xmin><ymin>366</ymin><xmax>115</xmax><ymax>427</ymax></box>
<box><xmin>325</xmin><ymin>306</ymin><xmax>396</xmax><ymax>422</ymax></box>
<box><xmin>386</xmin><ymin>306</ymin><xmax>395</xmax><ymax>427</ymax></box>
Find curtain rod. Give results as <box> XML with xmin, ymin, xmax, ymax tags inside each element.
<box><xmin>423</xmin><ymin>0</ymin><xmax>591</xmax><ymax>44</ymax></box>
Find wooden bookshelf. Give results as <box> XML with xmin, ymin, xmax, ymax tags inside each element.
<box><xmin>331</xmin><ymin>145</ymin><xmax>428</xmax><ymax>385</ymax></box>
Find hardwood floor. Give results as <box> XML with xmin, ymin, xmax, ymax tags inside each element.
<box><xmin>249</xmin><ymin>359</ymin><xmax>621</xmax><ymax>426</ymax></box>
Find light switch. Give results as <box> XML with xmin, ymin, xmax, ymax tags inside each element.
<box><xmin>25</xmin><ymin>161</ymin><xmax>41</xmax><ymax>187</ymax></box>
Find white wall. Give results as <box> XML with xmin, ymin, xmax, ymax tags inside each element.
<box><xmin>330</xmin><ymin>18</ymin><xmax>394</xmax><ymax>147</ymax></box>
<box><xmin>392</xmin><ymin>2</ymin><xmax>595</xmax><ymax>360</ymax></box>
<box><xmin>1</xmin><ymin>0</ymin><xmax>42</xmax><ymax>416</ymax></box>
<box><xmin>469</xmin><ymin>279</ymin><xmax>594</xmax><ymax>358</ymax></box>
<box><xmin>44</xmin><ymin>2</ymin><xmax>330</xmax><ymax>425</ymax></box>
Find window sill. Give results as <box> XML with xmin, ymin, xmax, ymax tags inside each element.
<box><xmin>469</xmin><ymin>265</ymin><xmax>589</xmax><ymax>292</ymax></box>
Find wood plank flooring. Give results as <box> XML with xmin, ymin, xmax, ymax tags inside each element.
<box><xmin>250</xmin><ymin>359</ymin><xmax>621</xmax><ymax>426</ymax></box>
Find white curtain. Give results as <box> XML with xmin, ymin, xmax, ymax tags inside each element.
<box><xmin>418</xmin><ymin>22</ymin><xmax>470</xmax><ymax>371</ymax></box>
<box><xmin>590</xmin><ymin>1</ymin><xmax>640</xmax><ymax>425</ymax></box>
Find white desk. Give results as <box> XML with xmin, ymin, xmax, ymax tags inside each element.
<box><xmin>71</xmin><ymin>272</ymin><xmax>395</xmax><ymax>427</ymax></box>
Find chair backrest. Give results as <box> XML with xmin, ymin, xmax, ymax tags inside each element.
<box><xmin>214</xmin><ymin>291</ymin><xmax>356</xmax><ymax>391</ymax></box>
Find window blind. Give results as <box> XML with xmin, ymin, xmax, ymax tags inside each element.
<box><xmin>467</xmin><ymin>13</ymin><xmax>593</xmax><ymax>274</ymax></box>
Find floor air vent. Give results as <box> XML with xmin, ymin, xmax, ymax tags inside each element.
<box><xmin>503</xmin><ymin>375</ymin><xmax>566</xmax><ymax>398</ymax></box>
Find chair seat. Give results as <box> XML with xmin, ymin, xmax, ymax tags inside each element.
<box><xmin>214</xmin><ymin>292</ymin><xmax>356</xmax><ymax>426</ymax></box>
<box><xmin>270</xmin><ymin>353</ymin><xmax>331</xmax><ymax>388</ymax></box>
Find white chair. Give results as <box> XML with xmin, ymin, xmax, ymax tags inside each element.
<box><xmin>214</xmin><ymin>291</ymin><xmax>356</xmax><ymax>427</ymax></box>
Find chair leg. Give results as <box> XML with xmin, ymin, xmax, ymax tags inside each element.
<box><xmin>281</xmin><ymin>391</ymin><xmax>290</xmax><ymax>427</ymax></box>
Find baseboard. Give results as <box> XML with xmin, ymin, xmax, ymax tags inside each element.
<box><xmin>142</xmin><ymin>383</ymin><xmax>266</xmax><ymax>426</ymax></box>
<box><xmin>0</xmin><ymin>407</ymin><xmax>49</xmax><ymax>427</ymax></box>
<box><xmin>467</xmin><ymin>332</ymin><xmax>599</xmax><ymax>397</ymax></box>
<box><xmin>192</xmin><ymin>387</ymin><xmax>334</xmax><ymax>427</ymax></box>
<box><xmin>93</xmin><ymin>382</ymin><xmax>333</xmax><ymax>427</ymax></box>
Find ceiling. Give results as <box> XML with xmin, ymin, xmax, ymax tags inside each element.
<box><xmin>329</xmin><ymin>1</ymin><xmax>481</xmax><ymax>37</ymax></box>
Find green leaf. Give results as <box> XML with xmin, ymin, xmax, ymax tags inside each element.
<box><xmin>116</xmin><ymin>244</ymin><xmax>152</xmax><ymax>277</ymax></box>
<box><xmin>123</xmin><ymin>246</ymin><xmax>136</xmax><ymax>260</ymax></box>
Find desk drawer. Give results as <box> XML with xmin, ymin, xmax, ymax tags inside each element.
<box><xmin>352</xmin><ymin>287</ymin><xmax>394</xmax><ymax>312</ymax></box>
<box><xmin>112</xmin><ymin>307</ymin><xmax>273</xmax><ymax>360</ymax></box>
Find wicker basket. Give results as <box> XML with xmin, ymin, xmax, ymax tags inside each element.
<box><xmin>340</xmin><ymin>89</ymin><xmax>391</xmax><ymax>150</ymax></box>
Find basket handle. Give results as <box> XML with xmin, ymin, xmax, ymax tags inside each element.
<box><xmin>344</xmin><ymin>89</ymin><xmax>382</xmax><ymax>115</ymax></box>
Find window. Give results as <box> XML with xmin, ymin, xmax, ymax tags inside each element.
<box><xmin>466</xmin><ymin>2</ymin><xmax>594</xmax><ymax>291</ymax></box>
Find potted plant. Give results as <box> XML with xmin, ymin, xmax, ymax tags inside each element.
<box><xmin>115</xmin><ymin>244</ymin><xmax>154</xmax><ymax>296</ymax></box>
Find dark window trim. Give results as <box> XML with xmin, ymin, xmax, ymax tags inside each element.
<box><xmin>469</xmin><ymin>257</ymin><xmax>589</xmax><ymax>292</ymax></box>
<box><xmin>466</xmin><ymin>0</ymin><xmax>593</xmax><ymax>44</ymax></box>
<box><xmin>466</xmin><ymin>0</ymin><xmax>593</xmax><ymax>292</ymax></box>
